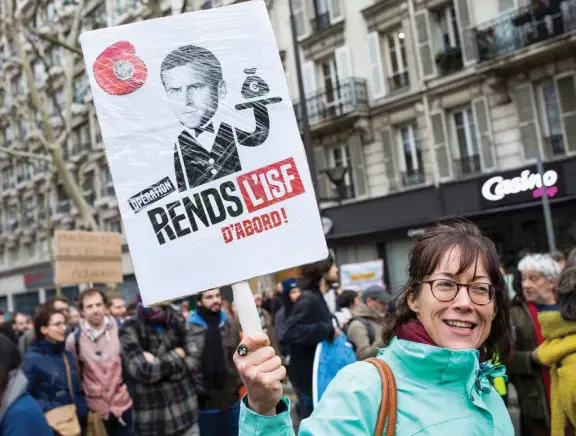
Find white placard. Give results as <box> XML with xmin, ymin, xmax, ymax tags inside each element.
<box><xmin>340</xmin><ymin>260</ymin><xmax>385</xmax><ymax>291</ymax></box>
<box><xmin>79</xmin><ymin>1</ymin><xmax>328</xmax><ymax>306</ymax></box>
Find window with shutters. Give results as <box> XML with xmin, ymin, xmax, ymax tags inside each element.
<box><xmin>450</xmin><ymin>106</ymin><xmax>482</xmax><ymax>177</ymax></box>
<box><xmin>105</xmin><ymin>218</ymin><xmax>123</xmax><ymax>234</ymax></box>
<box><xmin>101</xmin><ymin>166</ymin><xmax>115</xmax><ymax>197</ymax></box>
<box><xmin>321</xmin><ymin>57</ymin><xmax>339</xmax><ymax>117</ymax></box>
<box><xmin>310</xmin><ymin>0</ymin><xmax>343</xmax><ymax>33</ymax></box>
<box><xmin>433</xmin><ymin>4</ymin><xmax>464</xmax><ymax>74</ymax></box>
<box><xmin>535</xmin><ymin>78</ymin><xmax>565</xmax><ymax>156</ymax></box>
<box><xmin>326</xmin><ymin>145</ymin><xmax>355</xmax><ymax>199</ymax></box>
<box><xmin>397</xmin><ymin>123</ymin><xmax>425</xmax><ymax>187</ymax></box>
<box><xmin>293</xmin><ymin>0</ymin><xmax>308</xmax><ymax>37</ymax></box>
<box><xmin>384</xmin><ymin>30</ymin><xmax>409</xmax><ymax>93</ymax></box>
<box><xmin>2</xmin><ymin>167</ymin><xmax>15</xmax><ymax>190</ymax></box>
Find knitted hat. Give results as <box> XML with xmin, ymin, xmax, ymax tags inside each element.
<box><xmin>281</xmin><ymin>278</ymin><xmax>299</xmax><ymax>296</ymax></box>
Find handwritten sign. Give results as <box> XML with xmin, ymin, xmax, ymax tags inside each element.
<box><xmin>54</xmin><ymin>230</ymin><xmax>123</xmax><ymax>285</ymax></box>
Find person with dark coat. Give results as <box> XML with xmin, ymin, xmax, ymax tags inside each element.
<box><xmin>282</xmin><ymin>258</ymin><xmax>340</xmax><ymax>420</ymax></box>
<box><xmin>0</xmin><ymin>334</ymin><xmax>53</xmax><ymax>435</ymax></box>
<box><xmin>274</xmin><ymin>278</ymin><xmax>302</xmax><ymax>361</ymax></box>
<box><xmin>21</xmin><ymin>306</ymin><xmax>88</xmax><ymax>431</ymax></box>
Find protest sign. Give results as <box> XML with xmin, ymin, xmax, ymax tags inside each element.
<box><xmin>79</xmin><ymin>0</ymin><xmax>328</xmax><ymax>308</ymax></box>
<box><xmin>54</xmin><ymin>230</ymin><xmax>123</xmax><ymax>285</ymax></box>
<box><xmin>340</xmin><ymin>260</ymin><xmax>385</xmax><ymax>291</ymax></box>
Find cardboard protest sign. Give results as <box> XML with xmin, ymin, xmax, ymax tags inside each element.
<box><xmin>54</xmin><ymin>230</ymin><xmax>123</xmax><ymax>285</ymax></box>
<box><xmin>340</xmin><ymin>260</ymin><xmax>385</xmax><ymax>291</ymax></box>
<box><xmin>80</xmin><ymin>1</ymin><xmax>328</xmax><ymax>306</ymax></box>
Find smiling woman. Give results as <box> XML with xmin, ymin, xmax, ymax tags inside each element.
<box><xmin>233</xmin><ymin>219</ymin><xmax>515</xmax><ymax>435</ymax></box>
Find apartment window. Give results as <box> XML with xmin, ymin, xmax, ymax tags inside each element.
<box><xmin>101</xmin><ymin>167</ymin><xmax>114</xmax><ymax>196</ymax></box>
<box><xmin>398</xmin><ymin>123</ymin><xmax>425</xmax><ymax>186</ymax></box>
<box><xmin>55</xmin><ymin>90</ymin><xmax>65</xmax><ymax>108</ymax></box>
<box><xmin>327</xmin><ymin>145</ymin><xmax>354</xmax><ymax>199</ymax></box>
<box><xmin>385</xmin><ymin>30</ymin><xmax>409</xmax><ymax>91</ymax></box>
<box><xmin>73</xmin><ymin>76</ymin><xmax>86</xmax><ymax>104</ymax></box>
<box><xmin>50</xmin><ymin>46</ymin><xmax>62</xmax><ymax>67</ymax></box>
<box><xmin>18</xmin><ymin>120</ymin><xmax>27</xmax><ymax>137</ymax></box>
<box><xmin>71</xmin><ymin>123</ymin><xmax>91</xmax><ymax>153</ymax></box>
<box><xmin>5</xmin><ymin>126</ymin><xmax>13</xmax><ymax>142</ymax></box>
<box><xmin>13</xmin><ymin>291</ymin><xmax>39</xmax><ymax>315</ymax></box>
<box><xmin>2</xmin><ymin>167</ymin><xmax>15</xmax><ymax>189</ymax></box>
<box><xmin>33</xmin><ymin>61</ymin><xmax>45</xmax><ymax>86</ymax></box>
<box><xmin>436</xmin><ymin>5</ymin><xmax>460</xmax><ymax>51</ymax></box>
<box><xmin>7</xmin><ymin>206</ymin><xmax>19</xmax><ymax>231</ymax></box>
<box><xmin>311</xmin><ymin>0</ymin><xmax>342</xmax><ymax>31</ymax></box>
<box><xmin>17</xmin><ymin>161</ymin><xmax>33</xmax><ymax>183</ymax></box>
<box><xmin>46</xmin><ymin>1</ymin><xmax>57</xmax><ymax>20</ymax></box>
<box><xmin>451</xmin><ymin>106</ymin><xmax>481</xmax><ymax>176</ymax></box>
<box><xmin>321</xmin><ymin>57</ymin><xmax>338</xmax><ymax>113</ymax></box>
<box><xmin>535</xmin><ymin>79</ymin><xmax>564</xmax><ymax>156</ymax></box>
<box><xmin>25</xmin><ymin>242</ymin><xmax>36</xmax><ymax>259</ymax></box>
<box><xmin>116</xmin><ymin>0</ymin><xmax>138</xmax><ymax>14</ymax></box>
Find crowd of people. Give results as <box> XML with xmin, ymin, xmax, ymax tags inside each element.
<box><xmin>0</xmin><ymin>220</ymin><xmax>574</xmax><ymax>435</ymax></box>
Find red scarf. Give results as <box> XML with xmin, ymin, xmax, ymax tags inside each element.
<box><xmin>395</xmin><ymin>319</ymin><xmax>487</xmax><ymax>361</ymax></box>
<box><xmin>526</xmin><ymin>302</ymin><xmax>551</xmax><ymax>402</ymax></box>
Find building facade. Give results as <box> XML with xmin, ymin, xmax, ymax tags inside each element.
<box><xmin>1</xmin><ymin>0</ymin><xmax>575</xmax><ymax>312</ymax></box>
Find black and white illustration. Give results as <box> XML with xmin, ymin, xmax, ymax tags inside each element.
<box><xmin>80</xmin><ymin>1</ymin><xmax>328</xmax><ymax>306</ymax></box>
<box><xmin>161</xmin><ymin>45</ymin><xmax>282</xmax><ymax>192</ymax></box>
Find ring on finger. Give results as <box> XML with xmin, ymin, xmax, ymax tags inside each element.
<box><xmin>237</xmin><ymin>343</ymin><xmax>249</xmax><ymax>357</ymax></box>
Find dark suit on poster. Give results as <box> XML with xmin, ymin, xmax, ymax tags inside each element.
<box><xmin>174</xmin><ymin>122</ymin><xmax>241</xmax><ymax>191</ymax></box>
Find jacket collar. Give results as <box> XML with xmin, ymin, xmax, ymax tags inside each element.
<box><xmin>538</xmin><ymin>310</ymin><xmax>576</xmax><ymax>339</ymax></box>
<box><xmin>188</xmin><ymin>309</ymin><xmax>228</xmax><ymax>328</ymax></box>
<box><xmin>0</xmin><ymin>370</ymin><xmax>27</xmax><ymax>423</ymax></box>
<box><xmin>30</xmin><ymin>338</ymin><xmax>66</xmax><ymax>354</ymax></box>
<box><xmin>380</xmin><ymin>337</ymin><xmax>506</xmax><ymax>395</ymax></box>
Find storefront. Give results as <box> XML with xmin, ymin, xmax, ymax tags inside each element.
<box><xmin>323</xmin><ymin>156</ymin><xmax>576</xmax><ymax>290</ymax></box>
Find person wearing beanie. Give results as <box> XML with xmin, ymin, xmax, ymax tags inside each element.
<box><xmin>119</xmin><ymin>297</ymin><xmax>202</xmax><ymax>436</ymax></box>
<box><xmin>346</xmin><ymin>285</ymin><xmax>391</xmax><ymax>360</ymax></box>
<box><xmin>274</xmin><ymin>278</ymin><xmax>302</xmax><ymax>361</ymax></box>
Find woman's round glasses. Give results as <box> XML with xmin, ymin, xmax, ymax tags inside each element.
<box><xmin>422</xmin><ymin>279</ymin><xmax>496</xmax><ymax>305</ymax></box>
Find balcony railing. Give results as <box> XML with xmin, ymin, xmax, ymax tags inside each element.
<box><xmin>475</xmin><ymin>0</ymin><xmax>576</xmax><ymax>62</ymax></box>
<box><xmin>454</xmin><ymin>155</ymin><xmax>482</xmax><ymax>178</ymax></box>
<box><xmin>388</xmin><ymin>71</ymin><xmax>410</xmax><ymax>93</ymax></box>
<box><xmin>401</xmin><ymin>169</ymin><xmax>426</xmax><ymax>187</ymax></box>
<box><xmin>293</xmin><ymin>78</ymin><xmax>368</xmax><ymax>128</ymax></box>
<box><xmin>544</xmin><ymin>134</ymin><xmax>565</xmax><ymax>156</ymax></box>
<box><xmin>310</xmin><ymin>12</ymin><xmax>332</xmax><ymax>33</ymax></box>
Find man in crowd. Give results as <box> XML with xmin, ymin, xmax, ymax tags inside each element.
<box><xmin>188</xmin><ymin>289</ymin><xmax>242</xmax><ymax>436</ymax></box>
<box><xmin>68</xmin><ymin>306</ymin><xmax>81</xmax><ymax>331</ymax></box>
<box><xmin>119</xmin><ymin>297</ymin><xmax>203</xmax><ymax>436</ymax></box>
<box><xmin>109</xmin><ymin>296</ymin><xmax>127</xmax><ymax>325</ymax></box>
<box><xmin>10</xmin><ymin>312</ymin><xmax>29</xmax><ymax>339</ymax></box>
<box><xmin>346</xmin><ymin>285</ymin><xmax>391</xmax><ymax>360</ymax></box>
<box><xmin>66</xmin><ymin>288</ymin><xmax>133</xmax><ymax>435</ymax></box>
<box><xmin>19</xmin><ymin>296</ymin><xmax>70</xmax><ymax>355</ymax></box>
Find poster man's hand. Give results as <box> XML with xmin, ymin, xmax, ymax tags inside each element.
<box><xmin>143</xmin><ymin>352</ymin><xmax>156</xmax><ymax>363</ymax></box>
<box><xmin>234</xmin><ymin>333</ymin><xmax>285</xmax><ymax>416</ymax></box>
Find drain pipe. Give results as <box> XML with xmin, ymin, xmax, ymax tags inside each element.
<box><xmin>406</xmin><ymin>0</ymin><xmax>441</xmax><ymax>188</ymax></box>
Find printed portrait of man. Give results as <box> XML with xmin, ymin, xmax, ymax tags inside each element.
<box><xmin>160</xmin><ymin>45</ymin><xmax>242</xmax><ymax>192</ymax></box>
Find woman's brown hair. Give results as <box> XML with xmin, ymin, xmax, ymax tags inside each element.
<box><xmin>34</xmin><ymin>306</ymin><xmax>66</xmax><ymax>340</ymax></box>
<box><xmin>382</xmin><ymin>219</ymin><xmax>512</xmax><ymax>362</ymax></box>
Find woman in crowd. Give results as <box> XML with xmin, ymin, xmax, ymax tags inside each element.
<box><xmin>233</xmin><ymin>221</ymin><xmax>514</xmax><ymax>434</ymax></box>
<box><xmin>0</xmin><ymin>334</ymin><xmax>53</xmax><ymax>435</ymax></box>
<box><xmin>509</xmin><ymin>254</ymin><xmax>560</xmax><ymax>436</ymax></box>
<box><xmin>279</xmin><ymin>259</ymin><xmax>339</xmax><ymax>420</ymax></box>
<box><xmin>334</xmin><ymin>290</ymin><xmax>358</xmax><ymax>329</ymax></box>
<box><xmin>22</xmin><ymin>306</ymin><xmax>88</xmax><ymax>433</ymax></box>
<box><xmin>534</xmin><ymin>263</ymin><xmax>576</xmax><ymax>436</ymax></box>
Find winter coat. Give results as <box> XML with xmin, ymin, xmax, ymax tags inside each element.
<box><xmin>119</xmin><ymin>308</ymin><xmax>204</xmax><ymax>436</ymax></box>
<box><xmin>187</xmin><ymin>310</ymin><xmax>242</xmax><ymax>411</ymax></box>
<box><xmin>65</xmin><ymin>317</ymin><xmax>132</xmax><ymax>420</ymax></box>
<box><xmin>21</xmin><ymin>340</ymin><xmax>89</xmax><ymax>421</ymax></box>
<box><xmin>508</xmin><ymin>302</ymin><xmax>550</xmax><ymax>426</ymax></box>
<box><xmin>274</xmin><ymin>306</ymin><xmax>290</xmax><ymax>357</ymax></box>
<box><xmin>282</xmin><ymin>289</ymin><xmax>334</xmax><ymax>396</ymax></box>
<box><xmin>239</xmin><ymin>337</ymin><xmax>515</xmax><ymax>435</ymax></box>
<box><xmin>258</xmin><ymin>308</ymin><xmax>280</xmax><ymax>355</ymax></box>
<box><xmin>0</xmin><ymin>369</ymin><xmax>53</xmax><ymax>436</ymax></box>
<box><xmin>535</xmin><ymin>311</ymin><xmax>576</xmax><ymax>436</ymax></box>
<box><xmin>346</xmin><ymin>304</ymin><xmax>386</xmax><ymax>360</ymax></box>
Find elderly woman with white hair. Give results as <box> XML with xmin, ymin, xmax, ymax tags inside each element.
<box><xmin>509</xmin><ymin>253</ymin><xmax>561</xmax><ymax>436</ymax></box>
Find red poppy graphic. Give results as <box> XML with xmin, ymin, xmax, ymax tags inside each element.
<box><xmin>93</xmin><ymin>41</ymin><xmax>147</xmax><ymax>96</ymax></box>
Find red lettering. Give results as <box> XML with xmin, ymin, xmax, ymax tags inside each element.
<box><xmin>270</xmin><ymin>211</ymin><xmax>282</xmax><ymax>227</ymax></box>
<box><xmin>253</xmin><ymin>216</ymin><xmax>263</xmax><ymax>233</ymax></box>
<box><xmin>261</xmin><ymin>213</ymin><xmax>273</xmax><ymax>230</ymax></box>
<box><xmin>234</xmin><ymin>223</ymin><xmax>246</xmax><ymax>240</ymax></box>
<box><xmin>237</xmin><ymin>158</ymin><xmax>305</xmax><ymax>213</ymax></box>
<box><xmin>243</xmin><ymin>220</ymin><xmax>254</xmax><ymax>236</ymax></box>
<box><xmin>221</xmin><ymin>226</ymin><xmax>233</xmax><ymax>244</ymax></box>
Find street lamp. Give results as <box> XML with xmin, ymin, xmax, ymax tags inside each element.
<box><xmin>323</xmin><ymin>166</ymin><xmax>349</xmax><ymax>204</ymax></box>
<box><xmin>288</xmin><ymin>0</ymin><xmax>316</xmax><ymax>194</ymax></box>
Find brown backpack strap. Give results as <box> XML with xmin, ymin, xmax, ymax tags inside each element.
<box><xmin>365</xmin><ymin>358</ymin><xmax>397</xmax><ymax>436</ymax></box>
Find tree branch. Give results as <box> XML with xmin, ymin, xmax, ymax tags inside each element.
<box><xmin>65</xmin><ymin>0</ymin><xmax>85</xmax><ymax>48</ymax></box>
<box><xmin>0</xmin><ymin>146</ymin><xmax>52</xmax><ymax>162</ymax></box>
<box><xmin>28</xmin><ymin>27</ymin><xmax>82</xmax><ymax>55</ymax></box>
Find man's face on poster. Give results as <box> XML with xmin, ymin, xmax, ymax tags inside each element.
<box><xmin>162</xmin><ymin>62</ymin><xmax>225</xmax><ymax>129</ymax></box>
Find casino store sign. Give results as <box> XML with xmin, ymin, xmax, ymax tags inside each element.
<box><xmin>481</xmin><ymin>169</ymin><xmax>559</xmax><ymax>202</ymax></box>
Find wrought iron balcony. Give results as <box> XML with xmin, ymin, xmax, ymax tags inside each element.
<box><xmin>293</xmin><ymin>78</ymin><xmax>368</xmax><ymax>128</ymax></box>
<box><xmin>388</xmin><ymin>71</ymin><xmax>410</xmax><ymax>93</ymax></box>
<box><xmin>454</xmin><ymin>155</ymin><xmax>482</xmax><ymax>178</ymax></box>
<box><xmin>475</xmin><ymin>0</ymin><xmax>576</xmax><ymax>62</ymax></box>
<box><xmin>310</xmin><ymin>12</ymin><xmax>332</xmax><ymax>33</ymax></box>
<box><xmin>401</xmin><ymin>169</ymin><xmax>426</xmax><ymax>187</ymax></box>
